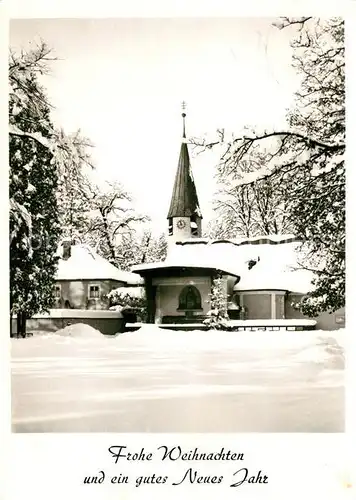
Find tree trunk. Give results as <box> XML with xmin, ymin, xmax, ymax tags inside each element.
<box><xmin>145</xmin><ymin>279</ymin><xmax>156</xmax><ymax>323</ymax></box>
<box><xmin>17</xmin><ymin>311</ymin><xmax>27</xmax><ymax>337</ymax></box>
<box><xmin>101</xmin><ymin>212</ymin><xmax>116</xmax><ymax>262</ymax></box>
<box><xmin>141</xmin><ymin>233</ymin><xmax>152</xmax><ymax>264</ymax></box>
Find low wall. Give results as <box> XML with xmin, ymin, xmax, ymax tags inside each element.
<box><xmin>286</xmin><ymin>294</ymin><xmax>345</xmax><ymax>331</ymax></box>
<box><xmin>125</xmin><ymin>319</ymin><xmax>317</xmax><ymax>332</ymax></box>
<box><xmin>11</xmin><ymin>309</ymin><xmax>125</xmax><ymax>336</ymax></box>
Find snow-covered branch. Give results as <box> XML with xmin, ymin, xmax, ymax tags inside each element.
<box><xmin>192</xmin><ymin>128</ymin><xmax>344</xmax><ymax>157</ymax></box>
<box><xmin>9</xmin><ymin>124</ymin><xmax>51</xmax><ymax>149</ymax></box>
<box><xmin>273</xmin><ymin>17</ymin><xmax>313</xmax><ymax>31</ymax></box>
<box><xmin>239</xmin><ymin>130</ymin><xmax>344</xmax><ymax>151</ymax></box>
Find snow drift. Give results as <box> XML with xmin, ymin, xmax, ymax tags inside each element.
<box><xmin>116</xmin><ymin>325</ymin><xmax>345</xmax><ymax>370</ymax></box>
<box><xmin>11</xmin><ymin>325</ymin><xmax>345</xmax><ymax>432</ymax></box>
<box><xmin>49</xmin><ymin>323</ymin><xmax>104</xmax><ymax>338</ymax></box>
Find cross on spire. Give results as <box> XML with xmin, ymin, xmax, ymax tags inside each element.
<box><xmin>181</xmin><ymin>101</ymin><xmax>187</xmax><ymax>137</ymax></box>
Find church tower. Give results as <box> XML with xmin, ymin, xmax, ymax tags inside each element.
<box><xmin>167</xmin><ymin>106</ymin><xmax>203</xmax><ymax>243</ymax></box>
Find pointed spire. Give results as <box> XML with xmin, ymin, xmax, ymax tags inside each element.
<box><xmin>167</xmin><ymin>105</ymin><xmax>202</xmax><ymax>219</ymax></box>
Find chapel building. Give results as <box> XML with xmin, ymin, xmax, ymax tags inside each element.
<box><xmin>131</xmin><ymin>111</ymin><xmax>345</xmax><ymax>331</ymax></box>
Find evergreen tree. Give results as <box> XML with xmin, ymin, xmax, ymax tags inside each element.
<box><xmin>204</xmin><ymin>275</ymin><xmax>229</xmax><ymax>329</ymax></box>
<box><xmin>9</xmin><ymin>43</ymin><xmax>61</xmax><ymax>336</ymax></box>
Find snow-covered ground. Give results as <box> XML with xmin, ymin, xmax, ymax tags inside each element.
<box><xmin>11</xmin><ymin>324</ymin><xmax>345</xmax><ymax>433</ymax></box>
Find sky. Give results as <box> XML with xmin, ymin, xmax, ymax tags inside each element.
<box><xmin>9</xmin><ymin>18</ymin><xmax>301</xmax><ymax>234</ymax></box>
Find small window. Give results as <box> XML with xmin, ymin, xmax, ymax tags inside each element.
<box><xmin>54</xmin><ymin>285</ymin><xmax>61</xmax><ymax>298</ymax></box>
<box><xmin>89</xmin><ymin>285</ymin><xmax>100</xmax><ymax>299</ymax></box>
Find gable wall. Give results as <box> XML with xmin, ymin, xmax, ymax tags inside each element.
<box><xmin>54</xmin><ymin>279</ymin><xmax>126</xmax><ymax>310</ymax></box>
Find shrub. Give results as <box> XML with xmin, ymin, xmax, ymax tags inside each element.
<box><xmin>108</xmin><ymin>286</ymin><xmax>147</xmax><ymax>322</ymax></box>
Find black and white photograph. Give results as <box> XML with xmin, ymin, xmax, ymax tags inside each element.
<box><xmin>9</xmin><ymin>17</ymin><xmax>345</xmax><ymax>434</ymax></box>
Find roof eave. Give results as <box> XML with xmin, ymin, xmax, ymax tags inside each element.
<box><xmin>132</xmin><ymin>264</ymin><xmax>240</xmax><ymax>279</ymax></box>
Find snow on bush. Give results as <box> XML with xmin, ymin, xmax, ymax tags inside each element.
<box><xmin>108</xmin><ymin>286</ymin><xmax>147</xmax><ymax>321</ymax></box>
<box><xmin>109</xmin><ymin>287</ymin><xmax>145</xmax><ymax>301</ymax></box>
<box><xmin>203</xmin><ymin>276</ymin><xmax>229</xmax><ymax>329</ymax></box>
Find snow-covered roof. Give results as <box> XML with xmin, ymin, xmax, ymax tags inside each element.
<box><xmin>231</xmin><ymin>238</ymin><xmax>314</xmax><ymax>293</ymax></box>
<box><xmin>235</xmin><ymin>268</ymin><xmax>314</xmax><ymax>294</ymax></box>
<box><xmin>56</xmin><ymin>244</ymin><xmax>143</xmax><ymax>285</ymax></box>
<box><xmin>132</xmin><ymin>235</ymin><xmax>315</xmax><ymax>294</ymax></box>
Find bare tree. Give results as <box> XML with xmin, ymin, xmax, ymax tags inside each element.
<box><xmin>81</xmin><ymin>181</ymin><xmax>148</xmax><ymax>265</ymax></box>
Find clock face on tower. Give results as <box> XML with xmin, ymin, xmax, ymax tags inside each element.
<box><xmin>177</xmin><ymin>219</ymin><xmax>186</xmax><ymax>229</ymax></box>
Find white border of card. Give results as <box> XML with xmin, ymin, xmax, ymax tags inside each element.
<box><xmin>2</xmin><ymin>2</ymin><xmax>356</xmax><ymax>499</ymax></box>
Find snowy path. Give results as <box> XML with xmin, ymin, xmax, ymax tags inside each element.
<box><xmin>11</xmin><ymin>326</ymin><xmax>344</xmax><ymax>432</ymax></box>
